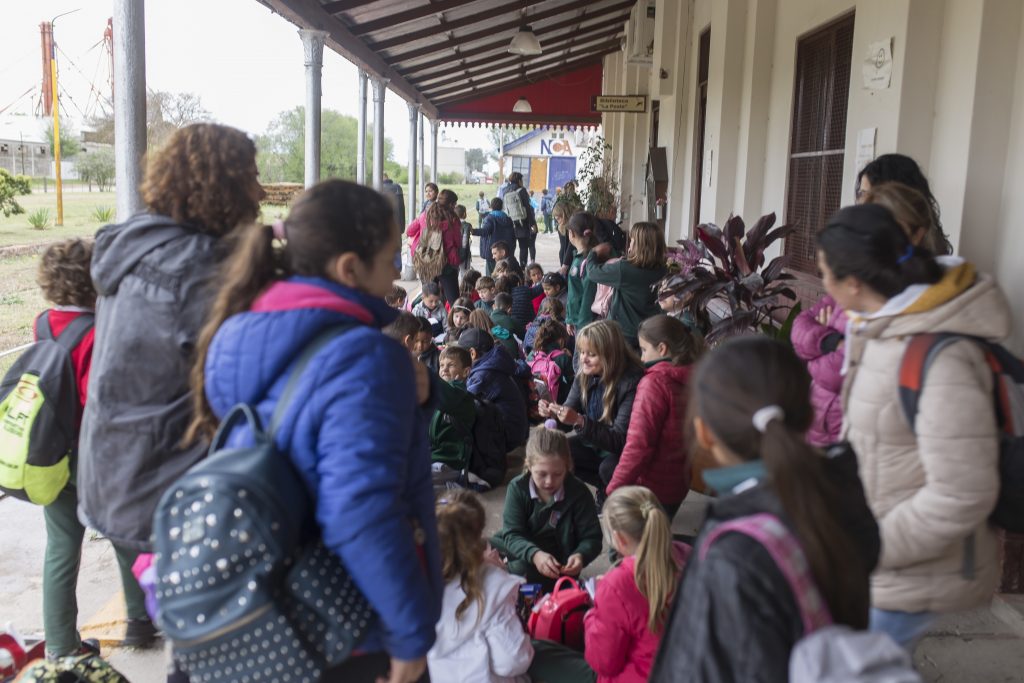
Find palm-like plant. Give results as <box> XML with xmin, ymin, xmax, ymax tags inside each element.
<box><xmin>658</xmin><ymin>212</ymin><xmax>800</xmax><ymax>343</ymax></box>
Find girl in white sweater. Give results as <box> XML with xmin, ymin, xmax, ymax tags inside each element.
<box><xmin>427</xmin><ymin>490</ymin><xmax>534</xmax><ymax>683</ymax></box>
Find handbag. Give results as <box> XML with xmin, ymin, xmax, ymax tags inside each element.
<box><xmin>527</xmin><ymin>577</ymin><xmax>592</xmax><ymax>651</ymax></box>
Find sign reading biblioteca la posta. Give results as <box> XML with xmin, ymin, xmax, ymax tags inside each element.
<box><xmin>591</xmin><ymin>95</ymin><xmax>648</xmax><ymax>113</ymax></box>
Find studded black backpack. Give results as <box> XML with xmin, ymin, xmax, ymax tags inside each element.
<box><xmin>153</xmin><ymin>325</ymin><xmax>375</xmax><ymax>683</ymax></box>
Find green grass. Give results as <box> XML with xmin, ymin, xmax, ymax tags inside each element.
<box><xmin>0</xmin><ymin>191</ymin><xmax>115</xmax><ymax>247</ymax></box>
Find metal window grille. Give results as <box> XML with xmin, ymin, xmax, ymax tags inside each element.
<box><xmin>784</xmin><ymin>13</ymin><xmax>855</xmax><ymax>273</ymax></box>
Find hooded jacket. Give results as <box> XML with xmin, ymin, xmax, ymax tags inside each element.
<box><xmin>586</xmin><ymin>260</ymin><xmax>667</xmax><ymax>342</ymax></box>
<box><xmin>203</xmin><ymin>276</ymin><xmax>443</xmax><ymax>661</ymax></box>
<box><xmin>584</xmin><ymin>542</ymin><xmax>691</xmax><ymax>683</ymax></box>
<box><xmin>651</xmin><ymin>448</ymin><xmax>879</xmax><ymax>683</ymax></box>
<box><xmin>607</xmin><ymin>361</ymin><xmax>692</xmax><ymax>505</ymax></box>
<box><xmin>77</xmin><ymin>214</ymin><xmax>223</xmax><ymax>549</ymax></box>
<box><xmin>466</xmin><ymin>346</ymin><xmax>529</xmax><ymax>449</ymax></box>
<box><xmin>791</xmin><ymin>295</ymin><xmax>848</xmax><ymax>446</ymax></box>
<box><xmin>427</xmin><ymin>564</ymin><xmax>533</xmax><ymax>683</ymax></box>
<box><xmin>842</xmin><ymin>261</ymin><xmax>1010</xmax><ymax>613</ymax></box>
<box><xmin>406</xmin><ymin>213</ymin><xmax>462</xmax><ymax>269</ymax></box>
<box><xmin>473</xmin><ymin>210</ymin><xmax>515</xmax><ymax>258</ymax></box>
<box><xmin>565</xmin><ymin>367</ymin><xmax>644</xmax><ymax>456</ymax></box>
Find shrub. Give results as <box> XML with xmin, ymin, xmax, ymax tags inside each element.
<box><xmin>0</xmin><ymin>168</ymin><xmax>27</xmax><ymax>217</ymax></box>
<box><xmin>28</xmin><ymin>208</ymin><xmax>51</xmax><ymax>230</ymax></box>
<box><xmin>92</xmin><ymin>206</ymin><xmax>115</xmax><ymax>222</ymax></box>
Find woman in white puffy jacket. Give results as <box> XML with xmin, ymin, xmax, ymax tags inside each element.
<box><xmin>428</xmin><ymin>491</ymin><xmax>533</xmax><ymax>683</ymax></box>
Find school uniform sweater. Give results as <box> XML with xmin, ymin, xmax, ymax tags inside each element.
<box><xmin>566</xmin><ymin>251</ymin><xmax>597</xmax><ymax>329</ymax></box>
<box><xmin>587</xmin><ymin>260</ymin><xmax>667</xmax><ymax>342</ymax></box>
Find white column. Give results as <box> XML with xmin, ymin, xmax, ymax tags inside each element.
<box><xmin>407</xmin><ymin>101</ymin><xmax>419</xmax><ymax>218</ymax></box>
<box><xmin>418</xmin><ymin>110</ymin><xmax>426</xmax><ymax>191</ymax></box>
<box><xmin>113</xmin><ymin>0</ymin><xmax>146</xmax><ymax>221</ymax></box>
<box><xmin>371</xmin><ymin>76</ymin><xmax>388</xmax><ymax>190</ymax></box>
<box><xmin>430</xmin><ymin>119</ymin><xmax>439</xmax><ymax>183</ymax></box>
<box><xmin>299</xmin><ymin>29</ymin><xmax>328</xmax><ymax>189</ymax></box>
<box><xmin>357</xmin><ymin>69</ymin><xmax>368</xmax><ymax>185</ymax></box>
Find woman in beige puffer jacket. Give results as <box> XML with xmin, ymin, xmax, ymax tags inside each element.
<box><xmin>817</xmin><ymin>203</ymin><xmax>1011</xmax><ymax>646</ymax></box>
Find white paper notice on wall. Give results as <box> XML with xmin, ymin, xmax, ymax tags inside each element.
<box><xmin>855</xmin><ymin>128</ymin><xmax>877</xmax><ymax>173</ymax></box>
<box><xmin>863</xmin><ymin>38</ymin><xmax>893</xmax><ymax>89</ymax></box>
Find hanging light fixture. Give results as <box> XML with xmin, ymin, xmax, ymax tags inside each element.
<box><xmin>508</xmin><ymin>26</ymin><xmax>542</xmax><ymax>55</ymax></box>
<box><xmin>512</xmin><ymin>97</ymin><xmax>533</xmax><ymax>113</ymax></box>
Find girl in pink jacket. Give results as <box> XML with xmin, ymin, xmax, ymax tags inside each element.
<box><xmin>791</xmin><ymin>296</ymin><xmax>848</xmax><ymax>446</ymax></box>
<box><xmin>529</xmin><ymin>486</ymin><xmax>689</xmax><ymax>683</ymax></box>
<box><xmin>407</xmin><ymin>189</ymin><xmax>463</xmax><ymax>306</ymax></box>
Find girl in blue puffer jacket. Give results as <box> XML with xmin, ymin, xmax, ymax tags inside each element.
<box><xmin>187</xmin><ymin>180</ymin><xmax>442</xmax><ymax>683</ymax></box>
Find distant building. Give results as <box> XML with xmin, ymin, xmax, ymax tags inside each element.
<box><xmin>436</xmin><ymin>145</ymin><xmax>467</xmax><ymax>180</ymax></box>
<box><xmin>500</xmin><ymin>129</ymin><xmax>591</xmax><ymax>192</ymax></box>
<box><xmin>0</xmin><ymin>116</ymin><xmax>52</xmax><ymax>177</ymax></box>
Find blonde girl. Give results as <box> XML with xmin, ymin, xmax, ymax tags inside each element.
<box><xmin>588</xmin><ymin>222</ymin><xmax>668</xmax><ymax>347</ymax></box>
<box><xmin>428</xmin><ymin>490</ymin><xmax>533</xmax><ymax>683</ymax></box>
<box><xmin>530</xmin><ymin>486</ymin><xmax>689</xmax><ymax>683</ymax></box>
<box><xmin>540</xmin><ymin>320</ymin><xmax>644</xmax><ymax>505</ymax></box>
<box><xmin>490</xmin><ymin>424</ymin><xmax>603</xmax><ymax>591</ymax></box>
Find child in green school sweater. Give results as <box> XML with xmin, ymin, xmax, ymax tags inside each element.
<box><xmin>490</xmin><ymin>423</ymin><xmax>603</xmax><ymax>591</ymax></box>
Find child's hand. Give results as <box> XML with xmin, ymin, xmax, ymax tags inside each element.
<box><xmin>483</xmin><ymin>543</ymin><xmax>506</xmax><ymax>569</ymax></box>
<box><xmin>816</xmin><ymin>305</ymin><xmax>834</xmax><ymax>327</ymax></box>
<box><xmin>591</xmin><ymin>243</ymin><xmax>613</xmax><ymax>262</ymax></box>
<box><xmin>562</xmin><ymin>554</ymin><xmax>584</xmax><ymax>576</ymax></box>
<box><xmin>533</xmin><ymin>551</ymin><xmax>562</xmax><ymax>579</ymax></box>
<box><xmin>538</xmin><ymin>399</ymin><xmax>554</xmax><ymax>417</ymax></box>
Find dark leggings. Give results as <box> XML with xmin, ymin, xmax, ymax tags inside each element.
<box><xmin>434</xmin><ymin>267</ymin><xmax>459</xmax><ymax>308</ymax></box>
<box><xmin>516</xmin><ymin>236</ymin><xmax>531</xmax><ymax>268</ymax></box>
<box><xmin>569</xmin><ymin>436</ymin><xmax>618</xmax><ymax>508</ymax></box>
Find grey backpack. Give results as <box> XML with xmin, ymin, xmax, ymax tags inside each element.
<box><xmin>790</xmin><ymin>626</ymin><xmax>922</xmax><ymax>682</ymax></box>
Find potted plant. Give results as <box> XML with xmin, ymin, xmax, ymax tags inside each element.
<box><xmin>578</xmin><ymin>136</ymin><xmax>619</xmax><ymax>220</ymax></box>
<box><xmin>658</xmin><ymin>212</ymin><xmax>801</xmax><ymax>344</ymax></box>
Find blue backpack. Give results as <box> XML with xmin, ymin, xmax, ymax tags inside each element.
<box><xmin>153</xmin><ymin>325</ymin><xmax>375</xmax><ymax>682</ymax></box>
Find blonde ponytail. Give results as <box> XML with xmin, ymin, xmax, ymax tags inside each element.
<box><xmin>604</xmin><ymin>486</ymin><xmax>680</xmax><ymax>633</ymax></box>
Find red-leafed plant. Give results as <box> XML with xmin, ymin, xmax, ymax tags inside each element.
<box><xmin>658</xmin><ymin>212</ymin><xmax>801</xmax><ymax>344</ymax></box>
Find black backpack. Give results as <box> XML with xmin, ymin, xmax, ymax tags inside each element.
<box><xmin>0</xmin><ymin>311</ymin><xmax>93</xmax><ymax>505</ymax></box>
<box><xmin>153</xmin><ymin>325</ymin><xmax>376</xmax><ymax>682</ymax></box>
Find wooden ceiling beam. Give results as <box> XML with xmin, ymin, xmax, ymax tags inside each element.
<box><xmin>378</xmin><ymin>0</ymin><xmax>632</xmax><ymax>56</ymax></box>
<box><xmin>434</xmin><ymin>51</ymin><xmax>617</xmax><ymax>107</ymax></box>
<box><xmin>354</xmin><ymin>0</ymin><xmax>545</xmax><ymax>38</ymax></box>
<box><xmin>408</xmin><ymin>23</ymin><xmax>623</xmax><ymax>84</ymax></box>
<box><xmin>319</xmin><ymin>0</ymin><xmax>369</xmax><ymax>15</ymax></box>
<box><xmin>420</xmin><ymin>36</ymin><xmax>621</xmax><ymax>94</ymax></box>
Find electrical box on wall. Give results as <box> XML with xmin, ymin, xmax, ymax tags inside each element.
<box><xmin>626</xmin><ymin>0</ymin><xmax>656</xmax><ymax>64</ymax></box>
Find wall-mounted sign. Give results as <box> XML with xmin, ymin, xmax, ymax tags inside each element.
<box><xmin>540</xmin><ymin>138</ymin><xmax>574</xmax><ymax>155</ymax></box>
<box><xmin>863</xmin><ymin>38</ymin><xmax>893</xmax><ymax>90</ymax></box>
<box><xmin>591</xmin><ymin>95</ymin><xmax>648</xmax><ymax>113</ymax></box>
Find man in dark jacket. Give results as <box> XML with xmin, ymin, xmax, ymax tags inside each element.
<box><xmin>381</xmin><ymin>172</ymin><xmax>406</xmax><ymax>230</ymax></box>
<box><xmin>472</xmin><ymin>198</ymin><xmax>515</xmax><ymax>276</ymax></box>
<box><xmin>460</xmin><ymin>328</ymin><xmax>529</xmax><ymax>449</ymax></box>
<box><xmin>499</xmin><ymin>172</ymin><xmax>537</xmax><ymax>268</ymax></box>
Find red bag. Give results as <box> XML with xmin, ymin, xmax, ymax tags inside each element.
<box><xmin>527</xmin><ymin>576</ymin><xmax>592</xmax><ymax>651</ymax></box>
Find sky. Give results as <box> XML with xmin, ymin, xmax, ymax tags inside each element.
<box><xmin>0</xmin><ymin>0</ymin><xmax>494</xmax><ymax>161</ymax></box>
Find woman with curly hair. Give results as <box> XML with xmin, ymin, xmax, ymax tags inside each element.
<box><xmin>77</xmin><ymin>123</ymin><xmax>264</xmax><ymax>647</ymax></box>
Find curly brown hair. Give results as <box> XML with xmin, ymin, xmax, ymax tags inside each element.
<box><xmin>37</xmin><ymin>238</ymin><xmax>96</xmax><ymax>308</ymax></box>
<box><xmin>141</xmin><ymin>123</ymin><xmax>263</xmax><ymax>236</ymax></box>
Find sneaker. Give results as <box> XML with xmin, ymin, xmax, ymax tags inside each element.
<box><xmin>120</xmin><ymin>618</ymin><xmax>158</xmax><ymax>648</ymax></box>
<box><xmin>45</xmin><ymin>638</ymin><xmax>101</xmax><ymax>662</ymax></box>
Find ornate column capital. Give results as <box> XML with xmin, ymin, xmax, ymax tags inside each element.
<box><xmin>298</xmin><ymin>29</ymin><xmax>329</xmax><ymax>67</ymax></box>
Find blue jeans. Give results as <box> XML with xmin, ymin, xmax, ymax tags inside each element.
<box><xmin>869</xmin><ymin>608</ymin><xmax>936</xmax><ymax>649</ymax></box>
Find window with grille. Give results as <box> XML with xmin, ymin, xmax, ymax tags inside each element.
<box><xmin>511</xmin><ymin>156</ymin><xmax>531</xmax><ymax>187</ymax></box>
<box><xmin>784</xmin><ymin>13</ymin><xmax>855</xmax><ymax>273</ymax></box>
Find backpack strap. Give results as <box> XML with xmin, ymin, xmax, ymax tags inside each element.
<box><xmin>898</xmin><ymin>333</ymin><xmax>967</xmax><ymax>430</ymax></box>
<box><xmin>36</xmin><ymin>310</ymin><xmax>54</xmax><ymax>341</ymax></box>
<box><xmin>53</xmin><ymin>313</ymin><xmax>96</xmax><ymax>352</ymax></box>
<box><xmin>699</xmin><ymin>513</ymin><xmax>832</xmax><ymax>634</ymax></box>
<box><xmin>268</xmin><ymin>323</ymin><xmax>356</xmax><ymax>436</ymax></box>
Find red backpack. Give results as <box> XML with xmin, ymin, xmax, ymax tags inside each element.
<box><xmin>527</xmin><ymin>577</ymin><xmax>592</xmax><ymax>651</ymax></box>
<box><xmin>529</xmin><ymin>349</ymin><xmax>567</xmax><ymax>402</ymax></box>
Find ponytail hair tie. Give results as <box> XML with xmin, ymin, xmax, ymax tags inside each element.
<box><xmin>544</xmin><ymin>419</ymin><xmax>558</xmax><ymax>430</ymax></box>
<box><xmin>752</xmin><ymin>405</ymin><xmax>785</xmax><ymax>433</ymax></box>
<box><xmin>640</xmin><ymin>501</ymin><xmax>656</xmax><ymax>519</ymax></box>
<box><xmin>897</xmin><ymin>244</ymin><xmax>914</xmax><ymax>265</ymax></box>
<box><xmin>271</xmin><ymin>219</ymin><xmax>287</xmax><ymax>241</ymax></box>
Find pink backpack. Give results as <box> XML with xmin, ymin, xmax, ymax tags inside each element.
<box><xmin>529</xmin><ymin>349</ymin><xmax>567</xmax><ymax>401</ymax></box>
<box><xmin>700</xmin><ymin>513</ymin><xmax>832</xmax><ymax>635</ymax></box>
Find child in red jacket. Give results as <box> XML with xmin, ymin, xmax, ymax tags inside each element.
<box><xmin>607</xmin><ymin>315</ymin><xmax>704</xmax><ymax>519</ymax></box>
<box><xmin>530</xmin><ymin>485</ymin><xmax>689</xmax><ymax>683</ymax></box>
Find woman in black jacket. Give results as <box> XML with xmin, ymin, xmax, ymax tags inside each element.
<box><xmin>650</xmin><ymin>337</ymin><xmax>879</xmax><ymax>683</ymax></box>
<box><xmin>539</xmin><ymin>320</ymin><xmax>643</xmax><ymax>506</ymax></box>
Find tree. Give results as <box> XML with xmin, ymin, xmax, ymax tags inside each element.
<box><xmin>76</xmin><ymin>148</ymin><xmax>116</xmax><ymax>191</ymax></box>
<box><xmin>0</xmin><ymin>168</ymin><xmax>29</xmax><ymax>217</ymax></box>
<box><xmin>466</xmin><ymin>148</ymin><xmax>486</xmax><ymax>173</ymax></box>
<box><xmin>256</xmin><ymin>106</ymin><xmax>397</xmax><ymax>184</ymax></box>
<box><xmin>85</xmin><ymin>91</ymin><xmax>210</xmax><ymax>148</ymax></box>
<box><xmin>44</xmin><ymin>122</ymin><xmax>82</xmax><ymax>159</ymax></box>
<box><xmin>486</xmin><ymin>126</ymin><xmax>531</xmax><ymax>160</ymax></box>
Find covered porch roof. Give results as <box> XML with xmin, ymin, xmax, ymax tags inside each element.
<box><xmin>256</xmin><ymin>0</ymin><xmax>630</xmax><ymax>126</ymax></box>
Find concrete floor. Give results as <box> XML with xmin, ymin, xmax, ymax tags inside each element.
<box><xmin>4</xmin><ymin>231</ymin><xmax>1024</xmax><ymax>681</ymax></box>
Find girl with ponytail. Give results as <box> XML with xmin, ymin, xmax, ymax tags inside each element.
<box><xmin>189</xmin><ymin>179</ymin><xmax>442</xmax><ymax>683</ymax></box>
<box><xmin>530</xmin><ymin>485</ymin><xmax>689</xmax><ymax>683</ymax></box>
<box><xmin>428</xmin><ymin>490</ymin><xmax>534</xmax><ymax>683</ymax></box>
<box><xmin>818</xmin><ymin>202</ymin><xmax>1010</xmax><ymax>646</ymax></box>
<box><xmin>650</xmin><ymin>336</ymin><xmax>880</xmax><ymax>682</ymax></box>
<box><xmin>407</xmin><ymin>188</ymin><xmax>463</xmax><ymax>306</ymax></box>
